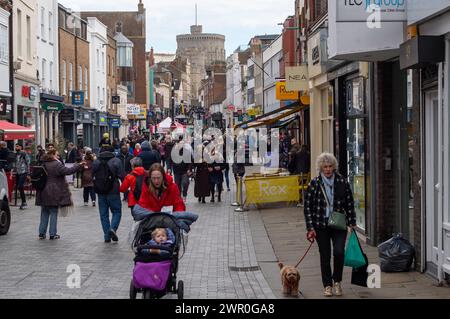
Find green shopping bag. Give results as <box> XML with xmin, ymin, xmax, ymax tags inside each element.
<box><xmin>344</xmin><ymin>230</ymin><xmax>366</xmax><ymax>268</ymax></box>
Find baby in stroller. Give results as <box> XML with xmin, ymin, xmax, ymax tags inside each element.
<box><xmin>130</xmin><ymin>211</ymin><xmax>196</xmax><ymax>300</ymax></box>
<box><xmin>141</xmin><ymin>228</ymin><xmax>175</xmax><ymax>258</ymax></box>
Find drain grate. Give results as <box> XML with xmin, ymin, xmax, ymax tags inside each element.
<box><xmin>229</xmin><ymin>266</ymin><xmax>261</xmax><ymax>272</ymax></box>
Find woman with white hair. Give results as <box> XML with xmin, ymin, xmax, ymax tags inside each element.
<box><xmin>304</xmin><ymin>152</ymin><xmax>357</xmax><ymax>297</ymax></box>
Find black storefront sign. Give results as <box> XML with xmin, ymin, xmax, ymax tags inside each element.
<box><xmin>112</xmin><ymin>96</ymin><xmax>120</xmax><ymax>104</ymax></box>
<box><xmin>400</xmin><ymin>36</ymin><xmax>445</xmax><ymax>70</ymax></box>
<box><xmin>60</xmin><ymin>108</ymin><xmax>75</xmax><ymax>122</ymax></box>
<box><xmin>0</xmin><ymin>99</ymin><xmax>7</xmax><ymax>115</ymax></box>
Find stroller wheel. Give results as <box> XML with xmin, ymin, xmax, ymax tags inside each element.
<box><xmin>143</xmin><ymin>289</ymin><xmax>152</xmax><ymax>299</ymax></box>
<box><xmin>129</xmin><ymin>280</ymin><xmax>137</xmax><ymax>299</ymax></box>
<box><xmin>177</xmin><ymin>280</ymin><xmax>184</xmax><ymax>300</ymax></box>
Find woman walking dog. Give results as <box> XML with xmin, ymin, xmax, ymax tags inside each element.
<box><xmin>304</xmin><ymin>153</ymin><xmax>357</xmax><ymax>297</ymax></box>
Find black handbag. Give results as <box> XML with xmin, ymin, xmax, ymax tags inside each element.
<box><xmin>351</xmin><ymin>231</ymin><xmax>369</xmax><ymax>287</ymax></box>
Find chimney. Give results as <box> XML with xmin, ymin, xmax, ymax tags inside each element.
<box><xmin>138</xmin><ymin>0</ymin><xmax>144</xmax><ymax>14</ymax></box>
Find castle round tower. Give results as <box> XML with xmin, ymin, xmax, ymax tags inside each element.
<box><xmin>176</xmin><ymin>25</ymin><xmax>225</xmax><ymax>100</ymax></box>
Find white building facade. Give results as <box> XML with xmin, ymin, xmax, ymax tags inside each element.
<box><xmin>0</xmin><ymin>7</ymin><xmax>11</xmax><ymax>123</ymax></box>
<box><xmin>13</xmin><ymin>0</ymin><xmax>40</xmax><ymax>150</ymax></box>
<box><xmin>87</xmin><ymin>17</ymin><xmax>107</xmax><ymax>112</ymax></box>
<box><xmin>36</xmin><ymin>0</ymin><xmax>60</xmax><ymax>147</ymax></box>
<box><xmin>262</xmin><ymin>35</ymin><xmax>282</xmax><ymax>114</ymax></box>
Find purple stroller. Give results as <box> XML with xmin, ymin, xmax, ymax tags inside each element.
<box><xmin>129</xmin><ymin>213</ymin><xmax>185</xmax><ymax>299</ymax></box>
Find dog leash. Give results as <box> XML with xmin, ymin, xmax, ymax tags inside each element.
<box><xmin>295</xmin><ymin>240</ymin><xmax>315</xmax><ymax>269</ymax></box>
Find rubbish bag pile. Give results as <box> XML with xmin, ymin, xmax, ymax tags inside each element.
<box><xmin>378</xmin><ymin>233</ymin><xmax>415</xmax><ymax>272</ymax></box>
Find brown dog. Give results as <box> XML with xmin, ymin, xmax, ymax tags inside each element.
<box><xmin>278</xmin><ymin>262</ymin><xmax>300</xmax><ymax>297</ymax></box>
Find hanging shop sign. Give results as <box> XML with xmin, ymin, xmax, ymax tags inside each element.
<box><xmin>276</xmin><ymin>81</ymin><xmax>299</xmax><ymax>101</ymax></box>
<box><xmin>110</xmin><ymin>118</ymin><xmax>121</xmax><ymax>128</ymax></box>
<box><xmin>72</xmin><ymin>91</ymin><xmax>85</xmax><ymax>106</ymax></box>
<box><xmin>99</xmin><ymin>114</ymin><xmax>108</xmax><ymax>126</ymax></box>
<box><xmin>400</xmin><ymin>36</ymin><xmax>445</xmax><ymax>70</ymax></box>
<box><xmin>112</xmin><ymin>96</ymin><xmax>120</xmax><ymax>104</ymax></box>
<box><xmin>285</xmin><ymin>66</ymin><xmax>309</xmax><ymax>91</ymax></box>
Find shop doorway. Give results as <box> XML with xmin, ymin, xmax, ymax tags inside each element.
<box><xmin>424</xmin><ymin>90</ymin><xmax>441</xmax><ymax>276</ymax></box>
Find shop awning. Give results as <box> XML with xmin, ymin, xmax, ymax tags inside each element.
<box><xmin>0</xmin><ymin>121</ymin><xmax>35</xmax><ymax>140</ymax></box>
<box><xmin>234</xmin><ymin>102</ymin><xmax>306</xmax><ymax>130</ymax></box>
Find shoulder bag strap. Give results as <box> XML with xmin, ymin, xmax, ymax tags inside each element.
<box><xmin>319</xmin><ymin>182</ymin><xmax>331</xmax><ymax>208</ymax></box>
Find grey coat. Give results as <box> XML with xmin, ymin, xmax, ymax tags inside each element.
<box><xmin>35</xmin><ymin>159</ymin><xmax>82</xmax><ymax>207</ymax></box>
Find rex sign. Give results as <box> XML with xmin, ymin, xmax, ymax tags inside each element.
<box><xmin>276</xmin><ymin>81</ymin><xmax>299</xmax><ymax>101</ymax></box>
<box><xmin>337</xmin><ymin>0</ymin><xmax>406</xmax><ymax>22</ymax></box>
<box><xmin>244</xmin><ymin>176</ymin><xmax>300</xmax><ymax>205</ymax></box>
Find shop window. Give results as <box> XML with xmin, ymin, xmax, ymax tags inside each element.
<box><xmin>321</xmin><ymin>86</ymin><xmax>333</xmax><ymax>153</ymax></box>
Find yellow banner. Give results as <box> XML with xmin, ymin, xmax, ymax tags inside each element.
<box><xmin>244</xmin><ymin>175</ymin><xmax>300</xmax><ymax>204</ymax></box>
<box><xmin>276</xmin><ymin>82</ymin><xmax>299</xmax><ymax>101</ymax></box>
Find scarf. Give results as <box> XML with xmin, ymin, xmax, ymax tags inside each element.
<box><xmin>320</xmin><ymin>173</ymin><xmax>335</xmax><ymax>218</ymax></box>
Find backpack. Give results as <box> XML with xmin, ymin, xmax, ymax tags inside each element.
<box><xmin>93</xmin><ymin>159</ymin><xmax>115</xmax><ymax>194</ymax></box>
<box><xmin>30</xmin><ymin>165</ymin><xmax>48</xmax><ymax>191</ymax></box>
<box><xmin>132</xmin><ymin>172</ymin><xmax>145</xmax><ymax>202</ymax></box>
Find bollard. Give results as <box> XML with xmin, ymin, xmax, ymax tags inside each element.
<box><xmin>231</xmin><ymin>176</ymin><xmax>241</xmax><ymax>207</ymax></box>
<box><xmin>234</xmin><ymin>176</ymin><xmax>248</xmax><ymax>212</ymax></box>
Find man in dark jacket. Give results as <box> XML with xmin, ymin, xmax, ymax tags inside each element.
<box><xmin>93</xmin><ymin>146</ymin><xmax>126</xmax><ymax>243</ymax></box>
<box><xmin>138</xmin><ymin>141</ymin><xmax>161</xmax><ymax>170</ymax></box>
<box><xmin>65</xmin><ymin>143</ymin><xmax>78</xmax><ymax>164</ymax></box>
<box><xmin>164</xmin><ymin>136</ymin><xmax>174</xmax><ymax>174</ymax></box>
<box><xmin>172</xmin><ymin>140</ymin><xmax>193</xmax><ymax>202</ymax></box>
<box><xmin>117</xmin><ymin>145</ymin><xmax>133</xmax><ymax>201</ymax></box>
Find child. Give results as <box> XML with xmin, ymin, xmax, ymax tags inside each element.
<box><xmin>149</xmin><ymin>228</ymin><xmax>173</xmax><ymax>246</ymax></box>
<box><xmin>120</xmin><ymin>157</ymin><xmax>146</xmax><ymax>212</ymax></box>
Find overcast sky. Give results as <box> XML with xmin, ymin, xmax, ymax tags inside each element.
<box><xmin>59</xmin><ymin>0</ymin><xmax>294</xmax><ymax>56</ymax></box>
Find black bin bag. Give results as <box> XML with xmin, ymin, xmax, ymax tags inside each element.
<box><xmin>378</xmin><ymin>233</ymin><xmax>415</xmax><ymax>272</ymax></box>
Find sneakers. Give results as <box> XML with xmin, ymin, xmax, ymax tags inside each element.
<box><xmin>109</xmin><ymin>229</ymin><xmax>119</xmax><ymax>242</ymax></box>
<box><xmin>333</xmin><ymin>282</ymin><xmax>343</xmax><ymax>296</ymax></box>
<box><xmin>324</xmin><ymin>286</ymin><xmax>333</xmax><ymax>297</ymax></box>
<box><xmin>92</xmin><ymin>201</ymin><xmax>96</xmax><ymax>207</ymax></box>
<box><xmin>84</xmin><ymin>202</ymin><xmax>88</xmax><ymax>206</ymax></box>
<box><xmin>49</xmin><ymin>235</ymin><xmax>61</xmax><ymax>240</ymax></box>
<box><xmin>20</xmin><ymin>203</ymin><xmax>27</xmax><ymax>210</ymax></box>
<box><xmin>104</xmin><ymin>239</ymin><xmax>111</xmax><ymax>243</ymax></box>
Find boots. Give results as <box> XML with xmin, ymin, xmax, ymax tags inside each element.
<box><xmin>218</xmin><ymin>191</ymin><xmax>222</xmax><ymax>202</ymax></box>
<box><xmin>210</xmin><ymin>189</ymin><xmax>215</xmax><ymax>203</ymax></box>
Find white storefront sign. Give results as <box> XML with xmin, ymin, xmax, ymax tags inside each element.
<box><xmin>286</xmin><ymin>66</ymin><xmax>309</xmax><ymax>91</ymax></box>
<box><xmin>328</xmin><ymin>0</ymin><xmax>406</xmax><ymax>61</ymax></box>
<box><xmin>127</xmin><ymin>104</ymin><xmax>141</xmax><ymax>115</ymax></box>
<box><xmin>336</xmin><ymin>0</ymin><xmax>406</xmax><ymax>22</ymax></box>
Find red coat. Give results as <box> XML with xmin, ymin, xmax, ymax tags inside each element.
<box><xmin>120</xmin><ymin>167</ymin><xmax>147</xmax><ymax>207</ymax></box>
<box><xmin>137</xmin><ymin>173</ymin><xmax>186</xmax><ymax>213</ymax></box>
<box><xmin>133</xmin><ymin>149</ymin><xmax>142</xmax><ymax>157</ymax></box>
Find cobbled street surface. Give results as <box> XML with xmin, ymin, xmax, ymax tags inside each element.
<box><xmin>0</xmin><ymin>181</ymin><xmax>275</xmax><ymax>299</ymax></box>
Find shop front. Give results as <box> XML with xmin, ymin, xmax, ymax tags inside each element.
<box><xmin>14</xmin><ymin>79</ymin><xmax>40</xmax><ymax>151</ymax></box>
<box><xmin>95</xmin><ymin>112</ymin><xmax>109</xmax><ymax>149</ymax></box>
<box><xmin>40</xmin><ymin>93</ymin><xmax>64</xmax><ymax>147</ymax></box>
<box><xmin>60</xmin><ymin>107</ymin><xmax>78</xmax><ymax>144</ymax></box>
<box><xmin>327</xmin><ymin>62</ymin><xmax>373</xmax><ymax>238</ymax></box>
<box><xmin>78</xmin><ymin>108</ymin><xmax>95</xmax><ymax>149</ymax></box>
<box><xmin>108</xmin><ymin>114</ymin><xmax>121</xmax><ymax>140</ymax></box>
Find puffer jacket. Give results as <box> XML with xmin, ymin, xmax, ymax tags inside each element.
<box><xmin>120</xmin><ymin>167</ymin><xmax>147</xmax><ymax>207</ymax></box>
<box><xmin>137</xmin><ymin>173</ymin><xmax>186</xmax><ymax>213</ymax></box>
<box><xmin>138</xmin><ymin>141</ymin><xmax>161</xmax><ymax>170</ymax></box>
<box><xmin>36</xmin><ymin>159</ymin><xmax>82</xmax><ymax>207</ymax></box>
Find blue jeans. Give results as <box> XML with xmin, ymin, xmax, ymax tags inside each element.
<box><xmin>39</xmin><ymin>206</ymin><xmax>58</xmax><ymax>237</ymax></box>
<box><xmin>97</xmin><ymin>194</ymin><xmax>122</xmax><ymax>241</ymax></box>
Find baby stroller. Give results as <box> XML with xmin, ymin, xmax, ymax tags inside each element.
<box><xmin>129</xmin><ymin>212</ymin><xmax>186</xmax><ymax>299</ymax></box>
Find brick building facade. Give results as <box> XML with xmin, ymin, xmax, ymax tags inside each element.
<box><xmin>81</xmin><ymin>0</ymin><xmax>147</xmax><ymax>105</ymax></box>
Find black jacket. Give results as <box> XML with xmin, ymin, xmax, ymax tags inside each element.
<box><xmin>171</xmin><ymin>143</ymin><xmax>193</xmax><ymax>175</ymax></box>
<box><xmin>138</xmin><ymin>141</ymin><xmax>161</xmax><ymax>170</ymax></box>
<box><xmin>92</xmin><ymin>151</ymin><xmax>126</xmax><ymax>194</ymax></box>
<box><xmin>66</xmin><ymin>148</ymin><xmax>77</xmax><ymax>164</ymax></box>
<box><xmin>304</xmin><ymin>173</ymin><xmax>357</xmax><ymax>231</ymax></box>
<box><xmin>117</xmin><ymin>152</ymin><xmax>133</xmax><ymax>174</ymax></box>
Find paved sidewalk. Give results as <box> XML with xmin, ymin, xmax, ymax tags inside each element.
<box><xmin>252</xmin><ymin>204</ymin><xmax>450</xmax><ymax>299</ymax></box>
